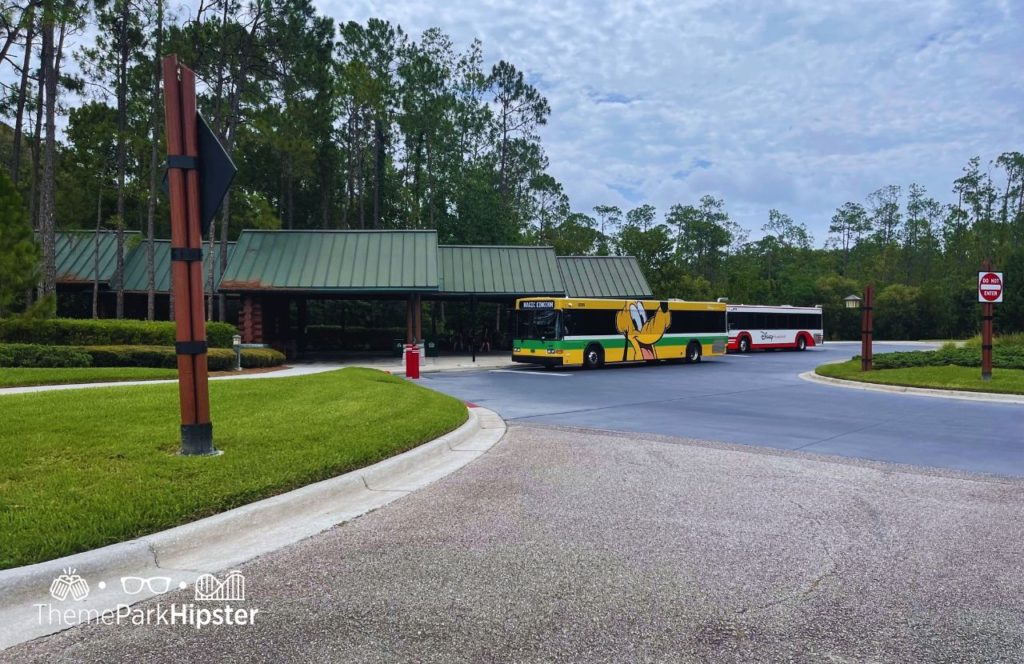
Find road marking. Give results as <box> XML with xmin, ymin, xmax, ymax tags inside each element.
<box><xmin>490</xmin><ymin>369</ymin><xmax>573</xmax><ymax>377</ymax></box>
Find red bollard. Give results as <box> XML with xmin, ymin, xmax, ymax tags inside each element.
<box><xmin>405</xmin><ymin>343</ymin><xmax>420</xmax><ymax>379</ymax></box>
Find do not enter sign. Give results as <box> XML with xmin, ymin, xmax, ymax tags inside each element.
<box><xmin>978</xmin><ymin>271</ymin><xmax>1003</xmax><ymax>303</ymax></box>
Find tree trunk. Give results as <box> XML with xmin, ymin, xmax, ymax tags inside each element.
<box><xmin>217</xmin><ymin>192</ymin><xmax>230</xmax><ymax>320</ymax></box>
<box><xmin>37</xmin><ymin>2</ymin><xmax>59</xmax><ymax>299</ymax></box>
<box><xmin>286</xmin><ymin>157</ymin><xmax>294</xmax><ymax>230</ymax></box>
<box><xmin>114</xmin><ymin>0</ymin><xmax>130</xmax><ymax>319</ymax></box>
<box><xmin>373</xmin><ymin>116</ymin><xmax>385</xmax><ymax>228</ymax></box>
<box><xmin>11</xmin><ymin>8</ymin><xmax>35</xmax><ymax>183</ymax></box>
<box><xmin>346</xmin><ymin>111</ymin><xmax>355</xmax><ymax>228</ymax></box>
<box><xmin>358</xmin><ymin>113</ymin><xmax>366</xmax><ymax>229</ymax></box>
<box><xmin>28</xmin><ymin>58</ymin><xmax>43</xmax><ymax>234</ymax></box>
<box><xmin>145</xmin><ymin>0</ymin><xmax>163</xmax><ymax>320</ymax></box>
<box><xmin>207</xmin><ymin>229</ymin><xmax>215</xmax><ymax>321</ymax></box>
<box><xmin>93</xmin><ymin>188</ymin><xmax>102</xmax><ymax>318</ymax></box>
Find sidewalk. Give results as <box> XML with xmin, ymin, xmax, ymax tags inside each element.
<box><xmin>0</xmin><ymin>353</ymin><xmax>516</xmax><ymax>396</ymax></box>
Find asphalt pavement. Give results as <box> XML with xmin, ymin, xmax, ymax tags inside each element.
<box><xmin>419</xmin><ymin>343</ymin><xmax>1024</xmax><ymax>476</ymax></box>
<box><xmin>6</xmin><ymin>425</ymin><xmax>1022</xmax><ymax>663</ymax></box>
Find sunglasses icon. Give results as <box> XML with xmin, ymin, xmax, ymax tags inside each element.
<box><xmin>121</xmin><ymin>576</ymin><xmax>172</xmax><ymax>595</ymax></box>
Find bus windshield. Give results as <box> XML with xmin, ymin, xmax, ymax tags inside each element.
<box><xmin>516</xmin><ymin>310</ymin><xmax>561</xmax><ymax>341</ymax></box>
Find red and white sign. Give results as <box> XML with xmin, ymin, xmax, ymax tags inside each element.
<box><xmin>978</xmin><ymin>271</ymin><xmax>1003</xmax><ymax>303</ymax></box>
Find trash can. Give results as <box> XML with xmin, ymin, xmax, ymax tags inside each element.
<box><xmin>425</xmin><ymin>340</ymin><xmax>439</xmax><ymax>358</ymax></box>
<box><xmin>392</xmin><ymin>338</ymin><xmax>405</xmax><ymax>357</ymax></box>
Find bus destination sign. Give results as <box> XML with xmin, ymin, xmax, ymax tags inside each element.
<box><xmin>521</xmin><ymin>301</ymin><xmax>555</xmax><ymax>309</ymax></box>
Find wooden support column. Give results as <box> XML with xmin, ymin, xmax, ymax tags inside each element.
<box><xmin>241</xmin><ymin>295</ymin><xmax>253</xmax><ymax>343</ymax></box>
<box><xmin>403</xmin><ymin>297</ymin><xmax>411</xmax><ymax>344</ymax></box>
<box><xmin>252</xmin><ymin>296</ymin><xmax>263</xmax><ymax>343</ymax></box>
<box><xmin>414</xmin><ymin>293</ymin><xmax>422</xmax><ymax>343</ymax></box>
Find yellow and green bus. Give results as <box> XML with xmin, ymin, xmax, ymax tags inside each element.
<box><xmin>512</xmin><ymin>297</ymin><xmax>727</xmax><ymax>369</ymax></box>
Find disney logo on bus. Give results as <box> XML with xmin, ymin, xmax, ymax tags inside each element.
<box><xmin>760</xmin><ymin>332</ymin><xmax>778</xmax><ymax>342</ymax></box>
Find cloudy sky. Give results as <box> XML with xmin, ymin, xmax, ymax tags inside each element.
<box><xmin>322</xmin><ymin>0</ymin><xmax>1023</xmax><ymax>244</ymax></box>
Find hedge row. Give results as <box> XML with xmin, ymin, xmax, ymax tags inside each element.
<box><xmin>305</xmin><ymin>325</ymin><xmax>407</xmax><ymax>351</ymax></box>
<box><xmin>863</xmin><ymin>345</ymin><xmax>1024</xmax><ymax>371</ymax></box>
<box><xmin>83</xmin><ymin>345</ymin><xmax>286</xmax><ymax>371</ymax></box>
<box><xmin>0</xmin><ymin>318</ymin><xmax>237</xmax><ymax>348</ymax></box>
<box><xmin>0</xmin><ymin>344</ymin><xmax>91</xmax><ymax>368</ymax></box>
<box><xmin>0</xmin><ymin>343</ymin><xmax>285</xmax><ymax>370</ymax></box>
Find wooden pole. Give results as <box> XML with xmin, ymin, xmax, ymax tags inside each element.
<box><xmin>860</xmin><ymin>283</ymin><xmax>874</xmax><ymax>372</ymax></box>
<box><xmin>163</xmin><ymin>55</ymin><xmax>213</xmax><ymax>455</ymax></box>
<box><xmin>405</xmin><ymin>295</ymin><xmax>413</xmax><ymax>345</ymax></box>
<box><xmin>981</xmin><ymin>259</ymin><xmax>993</xmax><ymax>381</ymax></box>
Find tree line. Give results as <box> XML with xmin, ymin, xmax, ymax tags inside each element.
<box><xmin>1</xmin><ymin>0</ymin><xmax>1021</xmax><ymax>339</ymax></box>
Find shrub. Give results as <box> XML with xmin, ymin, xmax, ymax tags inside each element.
<box><xmin>0</xmin><ymin>343</ymin><xmax>92</xmax><ymax>368</ymax></box>
<box><xmin>859</xmin><ymin>345</ymin><xmax>1024</xmax><ymax>371</ymax></box>
<box><xmin>237</xmin><ymin>348</ymin><xmax>287</xmax><ymax>369</ymax></box>
<box><xmin>81</xmin><ymin>345</ymin><xmax>285</xmax><ymax>371</ymax></box>
<box><xmin>0</xmin><ymin>318</ymin><xmax>237</xmax><ymax>348</ymax></box>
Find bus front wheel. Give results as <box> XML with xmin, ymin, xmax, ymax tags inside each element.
<box><xmin>738</xmin><ymin>336</ymin><xmax>750</xmax><ymax>353</ymax></box>
<box><xmin>583</xmin><ymin>344</ymin><xmax>604</xmax><ymax>369</ymax></box>
<box><xmin>797</xmin><ymin>335</ymin><xmax>807</xmax><ymax>351</ymax></box>
<box><xmin>685</xmin><ymin>342</ymin><xmax>702</xmax><ymax>364</ymax></box>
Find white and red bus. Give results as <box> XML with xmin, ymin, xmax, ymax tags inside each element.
<box><xmin>727</xmin><ymin>304</ymin><xmax>823</xmax><ymax>352</ymax></box>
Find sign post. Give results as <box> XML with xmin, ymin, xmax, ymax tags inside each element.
<box><xmin>162</xmin><ymin>55</ymin><xmax>235</xmax><ymax>455</ymax></box>
<box><xmin>860</xmin><ymin>283</ymin><xmax>874</xmax><ymax>372</ymax></box>
<box><xmin>978</xmin><ymin>262</ymin><xmax>1002</xmax><ymax>382</ymax></box>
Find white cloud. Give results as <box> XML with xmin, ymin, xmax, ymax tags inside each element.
<box><xmin>321</xmin><ymin>0</ymin><xmax>1024</xmax><ymax>243</ymax></box>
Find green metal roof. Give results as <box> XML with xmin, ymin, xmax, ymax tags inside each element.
<box><xmin>120</xmin><ymin>240</ymin><xmax>235</xmax><ymax>294</ymax></box>
<box><xmin>219</xmin><ymin>230</ymin><xmax>439</xmax><ymax>292</ymax></box>
<box><xmin>438</xmin><ymin>245</ymin><xmax>564</xmax><ymax>295</ymax></box>
<box><xmin>556</xmin><ymin>256</ymin><xmax>652</xmax><ymax>298</ymax></box>
<box><xmin>55</xmin><ymin>231</ymin><xmax>140</xmax><ymax>284</ymax></box>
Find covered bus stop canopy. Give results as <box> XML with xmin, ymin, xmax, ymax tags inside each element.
<box><xmin>50</xmin><ymin>229</ymin><xmax>653</xmax><ymax>355</ymax></box>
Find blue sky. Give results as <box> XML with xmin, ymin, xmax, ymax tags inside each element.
<box><xmin>322</xmin><ymin>0</ymin><xmax>1024</xmax><ymax>244</ymax></box>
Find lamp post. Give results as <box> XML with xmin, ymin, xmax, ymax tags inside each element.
<box><xmin>860</xmin><ymin>285</ymin><xmax>874</xmax><ymax>371</ymax></box>
<box><xmin>232</xmin><ymin>334</ymin><xmax>242</xmax><ymax>371</ymax></box>
<box><xmin>843</xmin><ymin>291</ymin><xmax>873</xmax><ymax>370</ymax></box>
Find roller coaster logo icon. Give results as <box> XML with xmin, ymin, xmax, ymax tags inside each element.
<box><xmin>193</xmin><ymin>570</ymin><xmax>245</xmax><ymax>602</ymax></box>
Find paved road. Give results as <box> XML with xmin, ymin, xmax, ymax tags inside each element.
<box><xmin>7</xmin><ymin>425</ymin><xmax>1022</xmax><ymax>663</ymax></box>
<box><xmin>420</xmin><ymin>343</ymin><xmax>1024</xmax><ymax>476</ymax></box>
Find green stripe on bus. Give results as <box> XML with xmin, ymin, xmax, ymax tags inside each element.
<box><xmin>514</xmin><ymin>336</ymin><xmax>727</xmax><ymax>351</ymax></box>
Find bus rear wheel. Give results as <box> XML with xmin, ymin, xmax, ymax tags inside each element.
<box><xmin>685</xmin><ymin>341</ymin><xmax>702</xmax><ymax>363</ymax></box>
<box><xmin>796</xmin><ymin>335</ymin><xmax>807</xmax><ymax>351</ymax></box>
<box><xmin>583</xmin><ymin>344</ymin><xmax>604</xmax><ymax>369</ymax></box>
<box><xmin>738</xmin><ymin>336</ymin><xmax>750</xmax><ymax>353</ymax></box>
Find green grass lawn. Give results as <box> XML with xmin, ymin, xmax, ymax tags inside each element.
<box><xmin>0</xmin><ymin>368</ymin><xmax>467</xmax><ymax>569</ymax></box>
<box><xmin>0</xmin><ymin>366</ymin><xmax>179</xmax><ymax>388</ymax></box>
<box><xmin>817</xmin><ymin>360</ymin><xmax>1024</xmax><ymax>395</ymax></box>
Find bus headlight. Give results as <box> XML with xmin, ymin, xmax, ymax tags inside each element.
<box><xmin>513</xmin><ymin>347</ymin><xmax>521</xmax><ymax>353</ymax></box>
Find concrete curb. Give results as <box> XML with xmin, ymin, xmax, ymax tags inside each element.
<box><xmin>799</xmin><ymin>370</ymin><xmax>1024</xmax><ymax>405</ymax></box>
<box><xmin>0</xmin><ymin>406</ymin><xmax>506</xmax><ymax>651</ymax></box>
